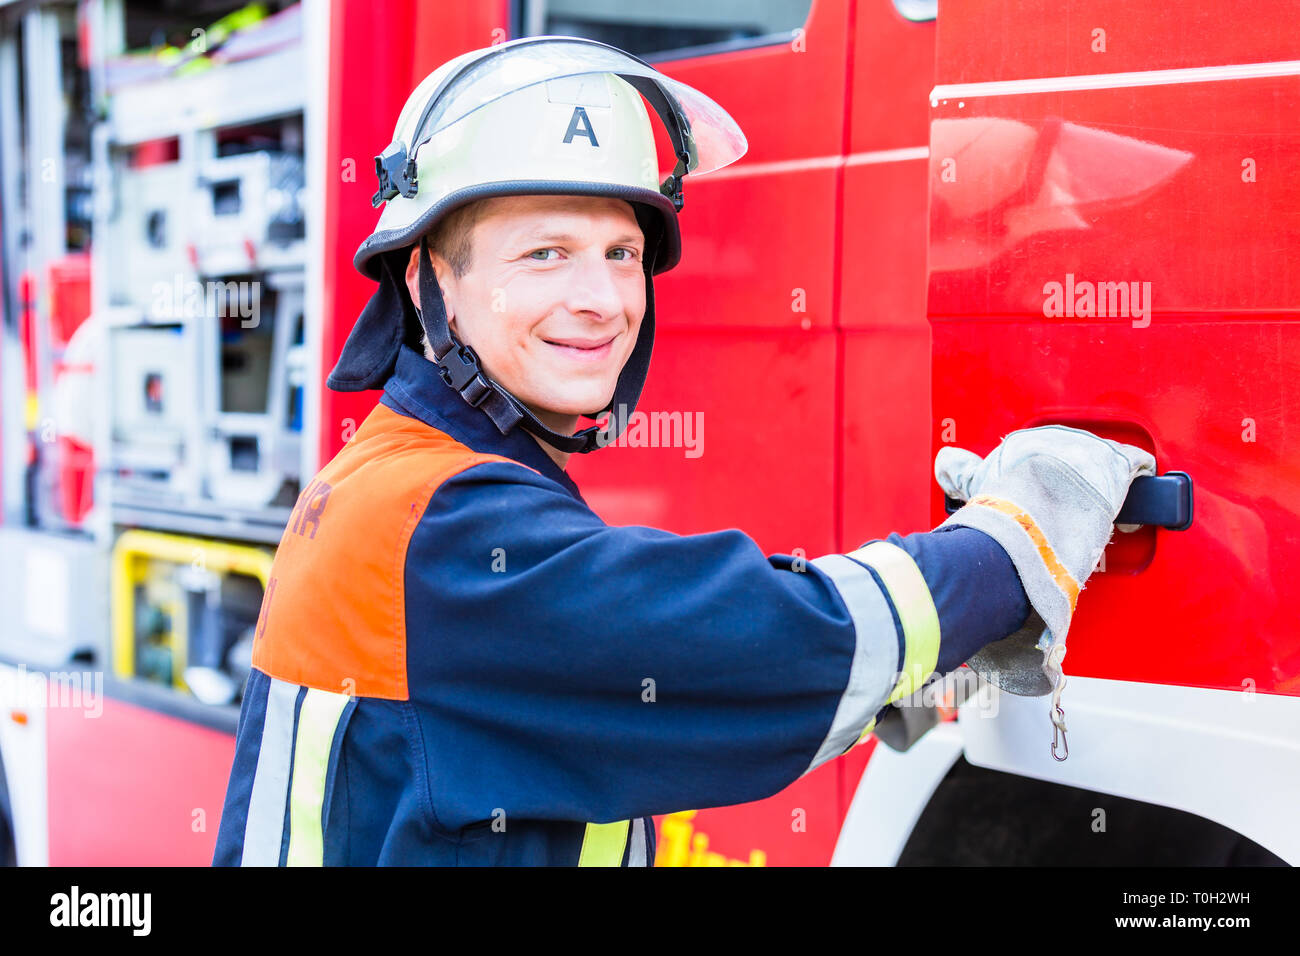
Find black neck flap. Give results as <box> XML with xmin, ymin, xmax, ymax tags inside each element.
<box><xmin>325</xmin><ymin>247</ymin><xmax>419</xmax><ymax>392</ymax></box>
<box><xmin>414</xmin><ymin>214</ymin><xmax>660</xmax><ymax>455</ymax></box>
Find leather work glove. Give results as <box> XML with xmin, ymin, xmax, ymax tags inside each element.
<box><xmin>934</xmin><ymin>425</ymin><xmax>1156</xmax><ymax>696</ymax></box>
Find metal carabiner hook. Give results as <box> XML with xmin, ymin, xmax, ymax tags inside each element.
<box><xmin>1050</xmin><ymin>704</ymin><xmax>1069</xmax><ymax>761</ymax></box>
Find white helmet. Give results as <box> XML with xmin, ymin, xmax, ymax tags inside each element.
<box><xmin>329</xmin><ymin>36</ymin><xmax>747</xmax><ymax>454</ymax></box>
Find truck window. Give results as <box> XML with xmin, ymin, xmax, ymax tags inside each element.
<box><xmin>512</xmin><ymin>0</ymin><xmax>815</xmax><ymax>61</ymax></box>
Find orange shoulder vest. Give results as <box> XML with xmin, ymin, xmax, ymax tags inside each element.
<box><xmin>250</xmin><ymin>403</ymin><xmax>530</xmax><ymax>699</ymax></box>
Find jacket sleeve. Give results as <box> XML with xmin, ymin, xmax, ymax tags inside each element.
<box><xmin>404</xmin><ymin>460</ymin><xmax>1027</xmax><ymax>828</ymax></box>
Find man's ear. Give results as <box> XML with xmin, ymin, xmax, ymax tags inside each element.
<box><xmin>404</xmin><ymin>244</ymin><xmax>457</xmax><ymax>334</ymax></box>
<box><xmin>404</xmin><ymin>244</ymin><xmax>423</xmax><ymax>312</ymax></box>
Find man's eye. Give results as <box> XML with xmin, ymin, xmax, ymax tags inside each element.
<box><xmin>609</xmin><ymin>247</ymin><xmax>640</xmax><ymax>261</ymax></box>
<box><xmin>527</xmin><ymin>248</ymin><xmax>557</xmax><ymax>260</ymax></box>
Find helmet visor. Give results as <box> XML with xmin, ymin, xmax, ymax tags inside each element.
<box><xmin>413</xmin><ymin>36</ymin><xmax>748</xmax><ymax>176</ymax></box>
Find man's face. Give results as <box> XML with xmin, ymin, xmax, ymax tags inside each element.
<box><xmin>407</xmin><ymin>195</ymin><xmax>646</xmax><ymax>432</ymax></box>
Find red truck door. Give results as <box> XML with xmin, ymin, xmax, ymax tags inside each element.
<box><xmin>924</xmin><ymin>0</ymin><xmax>1300</xmax><ymax>859</ymax></box>
<box><xmin>930</xmin><ymin>0</ymin><xmax>1300</xmax><ymax>694</ymax></box>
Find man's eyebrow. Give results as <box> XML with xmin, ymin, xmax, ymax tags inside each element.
<box><xmin>522</xmin><ymin>231</ymin><xmax>644</xmax><ymax>245</ymax></box>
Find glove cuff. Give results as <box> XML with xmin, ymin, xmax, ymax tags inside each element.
<box><xmin>939</xmin><ymin>493</ymin><xmax>1083</xmax><ymax>645</ymax></box>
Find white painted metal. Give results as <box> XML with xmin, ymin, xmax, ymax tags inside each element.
<box><xmin>0</xmin><ymin>28</ymin><xmax>25</xmax><ymax>526</ymax></box>
<box><xmin>107</xmin><ymin>45</ymin><xmax>306</xmax><ymax>146</ymax></box>
<box><xmin>0</xmin><ymin>662</ymin><xmax>49</xmax><ymax>866</ymax></box>
<box><xmin>931</xmin><ymin>59</ymin><xmax>1300</xmax><ymax>102</ymax></box>
<box><xmin>959</xmin><ymin>676</ymin><xmax>1300</xmax><ymax>864</ymax></box>
<box><xmin>832</xmin><ymin>721</ymin><xmax>963</xmax><ymax>865</ymax></box>
<box><xmin>833</xmin><ymin>677</ymin><xmax>1300</xmax><ymax>865</ymax></box>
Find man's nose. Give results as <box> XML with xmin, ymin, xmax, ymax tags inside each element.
<box><xmin>563</xmin><ymin>251</ymin><xmax>626</xmax><ymax>322</ymax></box>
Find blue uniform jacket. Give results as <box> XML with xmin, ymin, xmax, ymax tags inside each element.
<box><xmin>212</xmin><ymin>343</ymin><xmax>1028</xmax><ymax>866</ymax></box>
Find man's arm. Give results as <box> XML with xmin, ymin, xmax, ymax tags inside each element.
<box><xmin>403</xmin><ymin>461</ymin><xmax>1027</xmax><ymax>829</ymax></box>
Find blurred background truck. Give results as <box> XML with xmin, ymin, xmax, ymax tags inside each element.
<box><xmin>0</xmin><ymin>0</ymin><xmax>1294</xmax><ymax>866</ymax></box>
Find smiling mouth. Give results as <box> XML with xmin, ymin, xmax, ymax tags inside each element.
<box><xmin>544</xmin><ymin>335</ymin><xmax>617</xmax><ymax>362</ymax></box>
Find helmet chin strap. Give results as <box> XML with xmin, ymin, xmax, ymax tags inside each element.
<box><xmin>414</xmin><ymin>231</ymin><xmax>657</xmax><ymax>455</ymax></box>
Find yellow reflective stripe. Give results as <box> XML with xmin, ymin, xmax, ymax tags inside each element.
<box><xmin>285</xmin><ymin>687</ymin><xmax>351</xmax><ymax>867</ymax></box>
<box><xmin>848</xmin><ymin>541</ymin><xmax>941</xmax><ymax>705</ymax></box>
<box><xmin>578</xmin><ymin>820</ymin><xmax>630</xmax><ymax>867</ymax></box>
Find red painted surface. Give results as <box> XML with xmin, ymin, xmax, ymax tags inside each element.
<box><xmin>658</xmin><ymin>0</ymin><xmax>852</xmax><ymax>166</ymax></box>
<box><xmin>56</xmin><ymin>435</ymin><xmax>94</xmax><ymax>524</ymax></box>
<box><xmin>47</xmin><ymin>253</ymin><xmax>92</xmax><ymax>348</ymax></box>
<box><xmin>936</xmin><ymin>0</ymin><xmax>1300</xmax><ymax>85</ymax></box>
<box><xmin>18</xmin><ymin>270</ymin><xmax>38</xmax><ymax>404</ymax></box>
<box><xmin>929</xmin><ymin>1</ymin><xmax>1300</xmax><ymax>695</ymax></box>
<box><xmin>45</xmin><ymin>697</ymin><xmax>235</xmax><ymax>865</ymax></box>
<box><xmin>841</xmin><ymin>3</ymin><xmax>936</xmax><ymax>545</ymax></box>
<box><xmin>575</xmin><ymin>328</ymin><xmax>838</xmax><ymax>552</ymax></box>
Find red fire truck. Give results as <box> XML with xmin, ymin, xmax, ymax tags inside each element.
<box><xmin>0</xmin><ymin>0</ymin><xmax>1294</xmax><ymax>866</ymax></box>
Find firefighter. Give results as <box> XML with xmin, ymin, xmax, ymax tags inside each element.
<box><xmin>212</xmin><ymin>36</ymin><xmax>1154</xmax><ymax>866</ymax></box>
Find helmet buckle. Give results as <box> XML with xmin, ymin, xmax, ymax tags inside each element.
<box><xmin>371</xmin><ymin>141</ymin><xmax>418</xmax><ymax>208</ymax></box>
<box><xmin>436</xmin><ymin>343</ymin><xmax>492</xmax><ymax>407</ymax></box>
<box><xmin>659</xmin><ymin>140</ymin><xmax>692</xmax><ymax>212</ymax></box>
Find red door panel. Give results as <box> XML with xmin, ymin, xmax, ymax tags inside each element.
<box><xmin>657</xmin><ymin>0</ymin><xmax>851</xmax><ymax>165</ymax></box>
<box><xmin>931</xmin><ymin>321</ymin><xmax>1300</xmax><ymax>693</ymax></box>
<box><xmin>658</xmin><ymin>170</ymin><xmax>840</xmax><ymax>332</ymax></box>
<box><xmin>840</xmin><ymin>158</ymin><xmax>931</xmax><ymax>331</ymax></box>
<box><xmin>929</xmin><ymin>79</ymin><xmax>1300</xmax><ymax>316</ymax></box>
<box><xmin>936</xmin><ymin>0</ymin><xmax>1300</xmax><ymax>85</ymax></box>
<box><xmin>849</xmin><ymin>1</ymin><xmax>935</xmax><ymax>154</ymax></box>
<box><xmin>842</xmin><ymin>326</ymin><xmax>933</xmax><ymax>542</ymax></box>
<box><xmin>929</xmin><ymin>4</ymin><xmax>1300</xmax><ymax>695</ymax></box>
<box><xmin>569</xmin><ymin>329</ymin><xmax>837</xmax><ymax>556</ymax></box>
<box><xmin>840</xmin><ymin>4</ymin><xmax>936</xmax><ymax>550</ymax></box>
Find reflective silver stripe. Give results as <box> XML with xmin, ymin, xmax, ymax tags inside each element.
<box><xmin>240</xmin><ymin>677</ymin><xmax>300</xmax><ymax>866</ymax></box>
<box><xmin>804</xmin><ymin>555</ymin><xmax>904</xmax><ymax>774</ymax></box>
<box><xmin>629</xmin><ymin>818</ymin><xmax>647</xmax><ymax>867</ymax></box>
